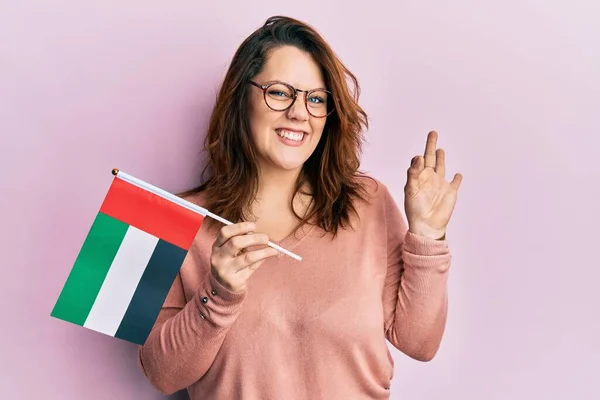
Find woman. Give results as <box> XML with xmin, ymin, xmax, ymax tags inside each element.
<box><xmin>138</xmin><ymin>15</ymin><xmax>463</xmax><ymax>399</ymax></box>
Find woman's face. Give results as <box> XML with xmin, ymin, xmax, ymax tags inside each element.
<box><xmin>248</xmin><ymin>45</ymin><xmax>328</xmax><ymax>174</ymax></box>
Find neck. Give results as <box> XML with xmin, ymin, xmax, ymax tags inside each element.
<box><xmin>252</xmin><ymin>162</ymin><xmax>312</xmax><ymax>221</ymax></box>
<box><xmin>256</xmin><ymin>164</ymin><xmax>302</xmax><ymax>202</ymax></box>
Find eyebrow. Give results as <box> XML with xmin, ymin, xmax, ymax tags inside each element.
<box><xmin>263</xmin><ymin>79</ymin><xmax>328</xmax><ymax>91</ymax></box>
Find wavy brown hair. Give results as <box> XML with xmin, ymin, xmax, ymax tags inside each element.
<box><xmin>183</xmin><ymin>15</ymin><xmax>373</xmax><ymax>236</ymax></box>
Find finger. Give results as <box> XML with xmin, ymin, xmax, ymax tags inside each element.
<box><xmin>407</xmin><ymin>155</ymin><xmax>424</xmax><ymax>178</ymax></box>
<box><xmin>214</xmin><ymin>221</ymin><xmax>256</xmax><ymax>247</ymax></box>
<box><xmin>405</xmin><ymin>155</ymin><xmax>424</xmax><ymax>193</ymax></box>
<box><xmin>234</xmin><ymin>246</ymin><xmax>279</xmax><ymax>272</ymax></box>
<box><xmin>424</xmin><ymin>131</ymin><xmax>438</xmax><ymax>168</ymax></box>
<box><xmin>450</xmin><ymin>173</ymin><xmax>463</xmax><ymax>190</ymax></box>
<box><xmin>435</xmin><ymin>148</ymin><xmax>446</xmax><ymax>178</ymax></box>
<box><xmin>233</xmin><ymin>261</ymin><xmax>263</xmax><ymax>285</ymax></box>
<box><xmin>223</xmin><ymin>233</ymin><xmax>270</xmax><ymax>256</ymax></box>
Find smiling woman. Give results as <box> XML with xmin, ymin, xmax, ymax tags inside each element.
<box><xmin>137</xmin><ymin>15</ymin><xmax>463</xmax><ymax>400</ymax></box>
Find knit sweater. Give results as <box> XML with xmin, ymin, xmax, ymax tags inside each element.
<box><xmin>138</xmin><ymin>177</ymin><xmax>452</xmax><ymax>400</ymax></box>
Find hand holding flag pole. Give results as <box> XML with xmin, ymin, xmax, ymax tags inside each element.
<box><xmin>111</xmin><ymin>168</ymin><xmax>302</xmax><ymax>261</ymax></box>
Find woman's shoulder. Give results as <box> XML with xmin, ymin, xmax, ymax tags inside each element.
<box><xmin>353</xmin><ymin>173</ymin><xmax>395</xmax><ymax>205</ymax></box>
<box><xmin>351</xmin><ymin>174</ymin><xmax>407</xmax><ymax>232</ymax></box>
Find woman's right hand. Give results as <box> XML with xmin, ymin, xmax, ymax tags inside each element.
<box><xmin>210</xmin><ymin>221</ymin><xmax>279</xmax><ymax>293</ymax></box>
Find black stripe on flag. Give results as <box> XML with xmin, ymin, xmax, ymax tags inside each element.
<box><xmin>114</xmin><ymin>239</ymin><xmax>187</xmax><ymax>345</ymax></box>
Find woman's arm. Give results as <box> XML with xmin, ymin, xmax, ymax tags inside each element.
<box><xmin>138</xmin><ymin>270</ymin><xmax>245</xmax><ymax>394</ymax></box>
<box><xmin>381</xmin><ymin>188</ymin><xmax>451</xmax><ymax>361</ymax></box>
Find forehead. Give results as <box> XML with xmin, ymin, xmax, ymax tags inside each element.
<box><xmin>257</xmin><ymin>45</ymin><xmax>326</xmax><ymax>89</ymax></box>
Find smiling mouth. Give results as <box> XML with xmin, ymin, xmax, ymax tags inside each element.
<box><xmin>276</xmin><ymin>129</ymin><xmax>306</xmax><ymax>142</ymax></box>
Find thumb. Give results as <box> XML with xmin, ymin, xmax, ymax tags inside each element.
<box><xmin>450</xmin><ymin>173</ymin><xmax>463</xmax><ymax>190</ymax></box>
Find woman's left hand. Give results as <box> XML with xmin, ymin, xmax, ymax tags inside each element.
<box><xmin>403</xmin><ymin>131</ymin><xmax>463</xmax><ymax>240</ymax></box>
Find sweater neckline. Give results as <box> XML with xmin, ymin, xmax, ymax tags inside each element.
<box><xmin>270</xmin><ymin>221</ymin><xmax>315</xmax><ymax>259</ymax></box>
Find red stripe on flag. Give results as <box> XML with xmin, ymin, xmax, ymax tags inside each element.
<box><xmin>99</xmin><ymin>177</ymin><xmax>204</xmax><ymax>249</ymax></box>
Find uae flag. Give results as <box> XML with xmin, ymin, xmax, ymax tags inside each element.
<box><xmin>51</xmin><ymin>170</ymin><xmax>205</xmax><ymax>345</ymax></box>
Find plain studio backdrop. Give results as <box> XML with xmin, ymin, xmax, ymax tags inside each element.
<box><xmin>1</xmin><ymin>0</ymin><xmax>599</xmax><ymax>399</ymax></box>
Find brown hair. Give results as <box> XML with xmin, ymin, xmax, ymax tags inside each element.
<box><xmin>183</xmin><ymin>15</ymin><xmax>373</xmax><ymax>236</ymax></box>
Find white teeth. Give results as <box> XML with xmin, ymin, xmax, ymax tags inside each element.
<box><xmin>277</xmin><ymin>129</ymin><xmax>304</xmax><ymax>142</ymax></box>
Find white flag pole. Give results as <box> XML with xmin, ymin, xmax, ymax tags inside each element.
<box><xmin>111</xmin><ymin>168</ymin><xmax>302</xmax><ymax>261</ymax></box>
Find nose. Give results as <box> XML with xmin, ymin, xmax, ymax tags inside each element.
<box><xmin>286</xmin><ymin>92</ymin><xmax>309</xmax><ymax>121</ymax></box>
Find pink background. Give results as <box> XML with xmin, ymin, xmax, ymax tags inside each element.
<box><xmin>2</xmin><ymin>0</ymin><xmax>599</xmax><ymax>399</ymax></box>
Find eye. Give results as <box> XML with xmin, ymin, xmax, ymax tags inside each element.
<box><xmin>266</xmin><ymin>84</ymin><xmax>293</xmax><ymax>99</ymax></box>
<box><xmin>307</xmin><ymin>90</ymin><xmax>328</xmax><ymax>105</ymax></box>
<box><xmin>269</xmin><ymin>90</ymin><xmax>288</xmax><ymax>97</ymax></box>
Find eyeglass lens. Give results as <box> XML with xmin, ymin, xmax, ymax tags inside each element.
<box><xmin>264</xmin><ymin>83</ymin><xmax>331</xmax><ymax>117</ymax></box>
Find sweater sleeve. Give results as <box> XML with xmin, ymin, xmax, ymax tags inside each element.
<box><xmin>138</xmin><ymin>269</ymin><xmax>246</xmax><ymax>394</ymax></box>
<box><xmin>381</xmin><ymin>186</ymin><xmax>451</xmax><ymax>361</ymax></box>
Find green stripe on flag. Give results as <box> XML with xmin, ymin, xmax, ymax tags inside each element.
<box><xmin>51</xmin><ymin>212</ymin><xmax>128</xmax><ymax>326</ymax></box>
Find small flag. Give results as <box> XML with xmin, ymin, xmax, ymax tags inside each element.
<box><xmin>51</xmin><ymin>171</ymin><xmax>204</xmax><ymax>345</ymax></box>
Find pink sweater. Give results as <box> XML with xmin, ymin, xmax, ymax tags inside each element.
<box><xmin>138</xmin><ymin>178</ymin><xmax>451</xmax><ymax>399</ymax></box>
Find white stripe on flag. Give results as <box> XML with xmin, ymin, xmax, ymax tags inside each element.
<box><xmin>83</xmin><ymin>225</ymin><xmax>159</xmax><ymax>336</ymax></box>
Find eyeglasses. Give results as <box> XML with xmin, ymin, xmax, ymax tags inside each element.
<box><xmin>249</xmin><ymin>80</ymin><xmax>335</xmax><ymax>118</ymax></box>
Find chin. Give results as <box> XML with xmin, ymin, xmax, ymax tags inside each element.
<box><xmin>268</xmin><ymin>150</ymin><xmax>315</xmax><ymax>172</ymax></box>
<box><xmin>271</xmin><ymin>158</ymin><xmax>307</xmax><ymax>171</ymax></box>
